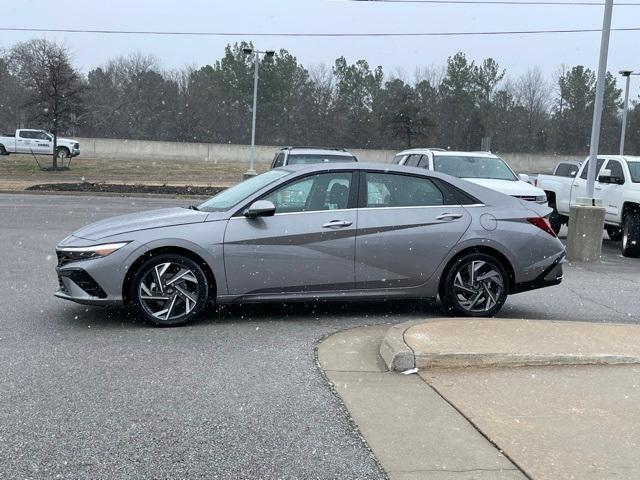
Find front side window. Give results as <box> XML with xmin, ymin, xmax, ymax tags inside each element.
<box><xmin>433</xmin><ymin>155</ymin><xmax>517</xmax><ymax>181</ymax></box>
<box><xmin>263</xmin><ymin>172</ymin><xmax>353</xmax><ymax>214</ymax></box>
<box><xmin>365</xmin><ymin>172</ymin><xmax>444</xmax><ymax>208</ymax></box>
<box><xmin>580</xmin><ymin>158</ymin><xmax>606</xmax><ymax>179</ymax></box>
<box><xmin>606</xmin><ymin>160</ymin><xmax>625</xmax><ymax>182</ymax></box>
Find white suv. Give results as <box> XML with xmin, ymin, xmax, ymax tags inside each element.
<box><xmin>271</xmin><ymin>147</ymin><xmax>358</xmax><ymax>169</ymax></box>
<box><xmin>393</xmin><ymin>148</ymin><xmax>547</xmax><ymax>204</ymax></box>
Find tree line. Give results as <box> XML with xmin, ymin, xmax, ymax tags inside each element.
<box><xmin>1</xmin><ymin>38</ymin><xmax>639</xmax><ymax>157</ymax></box>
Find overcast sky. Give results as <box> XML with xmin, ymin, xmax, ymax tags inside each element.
<box><xmin>2</xmin><ymin>0</ymin><xmax>639</xmax><ymax>95</ymax></box>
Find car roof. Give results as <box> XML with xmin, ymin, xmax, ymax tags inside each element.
<box><xmin>596</xmin><ymin>155</ymin><xmax>640</xmax><ymax>162</ymax></box>
<box><xmin>281</xmin><ymin>147</ymin><xmax>355</xmax><ymax>157</ymax></box>
<box><xmin>396</xmin><ymin>148</ymin><xmax>500</xmax><ymax>158</ymax></box>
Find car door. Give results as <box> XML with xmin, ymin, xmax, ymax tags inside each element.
<box><xmin>355</xmin><ymin>171</ymin><xmax>472</xmax><ymax>289</ymax></box>
<box><xmin>597</xmin><ymin>159</ymin><xmax>626</xmax><ymax>223</ymax></box>
<box><xmin>571</xmin><ymin>157</ymin><xmax>606</xmax><ymax>205</ymax></box>
<box><xmin>16</xmin><ymin>130</ymin><xmax>34</xmax><ymax>153</ymax></box>
<box><xmin>33</xmin><ymin>131</ymin><xmax>52</xmax><ymax>154</ymax></box>
<box><xmin>223</xmin><ymin>171</ymin><xmax>357</xmax><ymax>295</ymax></box>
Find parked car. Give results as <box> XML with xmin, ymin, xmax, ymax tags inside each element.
<box><xmin>393</xmin><ymin>149</ymin><xmax>547</xmax><ymax>204</ymax></box>
<box><xmin>537</xmin><ymin>155</ymin><xmax>640</xmax><ymax>257</ymax></box>
<box><xmin>55</xmin><ymin>163</ymin><xmax>564</xmax><ymax>326</ymax></box>
<box><xmin>0</xmin><ymin>129</ymin><xmax>80</xmax><ymax>161</ymax></box>
<box><xmin>270</xmin><ymin>146</ymin><xmax>357</xmax><ymax>168</ymax></box>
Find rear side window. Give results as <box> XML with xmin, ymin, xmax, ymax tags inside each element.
<box><xmin>404</xmin><ymin>154</ymin><xmax>421</xmax><ymax>167</ymax></box>
<box><xmin>365</xmin><ymin>172</ymin><xmax>444</xmax><ymax>208</ymax></box>
<box><xmin>272</xmin><ymin>153</ymin><xmax>285</xmax><ymax>168</ymax></box>
<box><xmin>554</xmin><ymin>163</ymin><xmax>579</xmax><ymax>177</ymax></box>
<box><xmin>392</xmin><ymin>155</ymin><xmax>406</xmax><ymax>165</ymax></box>
<box><xmin>580</xmin><ymin>158</ymin><xmax>606</xmax><ymax>179</ymax></box>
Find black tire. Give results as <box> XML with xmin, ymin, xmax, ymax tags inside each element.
<box><xmin>131</xmin><ymin>253</ymin><xmax>209</xmax><ymax>326</ymax></box>
<box><xmin>55</xmin><ymin>147</ymin><xmax>69</xmax><ymax>163</ymax></box>
<box><xmin>605</xmin><ymin>225</ymin><xmax>623</xmax><ymax>242</ymax></box>
<box><xmin>549</xmin><ymin>205</ymin><xmax>563</xmax><ymax>235</ymax></box>
<box><xmin>440</xmin><ymin>252</ymin><xmax>509</xmax><ymax>317</ymax></box>
<box><xmin>0</xmin><ymin>145</ymin><xmax>8</xmax><ymax>156</ymax></box>
<box><xmin>622</xmin><ymin>213</ymin><xmax>640</xmax><ymax>258</ymax></box>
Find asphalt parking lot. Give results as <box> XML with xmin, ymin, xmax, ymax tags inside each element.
<box><xmin>1</xmin><ymin>193</ymin><xmax>639</xmax><ymax>480</ymax></box>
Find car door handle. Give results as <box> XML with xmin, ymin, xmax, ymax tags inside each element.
<box><xmin>435</xmin><ymin>213</ymin><xmax>464</xmax><ymax>221</ymax></box>
<box><xmin>322</xmin><ymin>220</ymin><xmax>352</xmax><ymax>228</ymax></box>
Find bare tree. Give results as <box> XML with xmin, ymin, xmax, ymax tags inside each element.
<box><xmin>515</xmin><ymin>66</ymin><xmax>551</xmax><ymax>150</ymax></box>
<box><xmin>10</xmin><ymin>39</ymin><xmax>83</xmax><ymax>170</ymax></box>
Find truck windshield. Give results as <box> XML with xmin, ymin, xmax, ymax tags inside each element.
<box><xmin>628</xmin><ymin>162</ymin><xmax>640</xmax><ymax>183</ymax></box>
<box><xmin>433</xmin><ymin>155</ymin><xmax>517</xmax><ymax>181</ymax></box>
<box><xmin>198</xmin><ymin>169</ymin><xmax>289</xmax><ymax>212</ymax></box>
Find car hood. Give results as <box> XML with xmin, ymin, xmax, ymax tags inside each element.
<box><xmin>57</xmin><ymin>137</ymin><xmax>79</xmax><ymax>144</ymax></box>
<box><xmin>71</xmin><ymin>207</ymin><xmax>210</xmax><ymax>241</ymax></box>
<box><xmin>463</xmin><ymin>178</ymin><xmax>545</xmax><ymax>197</ymax></box>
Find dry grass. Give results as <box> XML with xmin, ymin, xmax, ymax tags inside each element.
<box><xmin>0</xmin><ymin>155</ymin><xmax>270</xmax><ymax>188</ymax></box>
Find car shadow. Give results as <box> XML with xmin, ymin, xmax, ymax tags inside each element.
<box><xmin>59</xmin><ymin>297</ymin><xmax>446</xmax><ymax>330</ymax></box>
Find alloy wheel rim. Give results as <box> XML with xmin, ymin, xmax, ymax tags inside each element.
<box><xmin>138</xmin><ymin>262</ymin><xmax>199</xmax><ymax>321</ymax></box>
<box><xmin>453</xmin><ymin>260</ymin><xmax>505</xmax><ymax>313</ymax></box>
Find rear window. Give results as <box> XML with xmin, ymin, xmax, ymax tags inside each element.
<box><xmin>433</xmin><ymin>155</ymin><xmax>517</xmax><ymax>181</ymax></box>
<box><xmin>287</xmin><ymin>154</ymin><xmax>356</xmax><ymax>165</ymax></box>
<box><xmin>554</xmin><ymin>163</ymin><xmax>580</xmax><ymax>177</ymax></box>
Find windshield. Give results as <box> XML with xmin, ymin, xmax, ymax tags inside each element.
<box><xmin>433</xmin><ymin>155</ymin><xmax>517</xmax><ymax>181</ymax></box>
<box><xmin>628</xmin><ymin>162</ymin><xmax>640</xmax><ymax>183</ymax></box>
<box><xmin>198</xmin><ymin>169</ymin><xmax>289</xmax><ymax>212</ymax></box>
<box><xmin>287</xmin><ymin>154</ymin><xmax>356</xmax><ymax>165</ymax></box>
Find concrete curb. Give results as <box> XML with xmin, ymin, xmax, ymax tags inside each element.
<box><xmin>378</xmin><ymin>320</ymin><xmax>421</xmax><ymax>371</ymax></box>
<box><xmin>380</xmin><ymin>319</ymin><xmax>640</xmax><ymax>371</ymax></box>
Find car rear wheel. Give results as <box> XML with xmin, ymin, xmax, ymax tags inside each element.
<box><xmin>131</xmin><ymin>254</ymin><xmax>209</xmax><ymax>326</ymax></box>
<box><xmin>622</xmin><ymin>213</ymin><xmax>640</xmax><ymax>258</ymax></box>
<box><xmin>440</xmin><ymin>253</ymin><xmax>508</xmax><ymax>317</ymax></box>
<box><xmin>605</xmin><ymin>225</ymin><xmax>623</xmax><ymax>242</ymax></box>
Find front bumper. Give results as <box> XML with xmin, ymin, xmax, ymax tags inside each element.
<box><xmin>55</xmin><ymin>267</ymin><xmax>120</xmax><ymax>305</ymax></box>
<box><xmin>70</xmin><ymin>148</ymin><xmax>80</xmax><ymax>157</ymax></box>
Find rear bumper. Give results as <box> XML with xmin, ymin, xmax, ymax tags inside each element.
<box><xmin>511</xmin><ymin>253</ymin><xmax>565</xmax><ymax>294</ymax></box>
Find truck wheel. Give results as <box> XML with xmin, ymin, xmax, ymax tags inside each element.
<box><xmin>55</xmin><ymin>147</ymin><xmax>69</xmax><ymax>163</ymax></box>
<box><xmin>622</xmin><ymin>213</ymin><xmax>640</xmax><ymax>257</ymax></box>
<box><xmin>605</xmin><ymin>225</ymin><xmax>623</xmax><ymax>242</ymax></box>
<box><xmin>549</xmin><ymin>206</ymin><xmax>563</xmax><ymax>235</ymax></box>
<box><xmin>0</xmin><ymin>145</ymin><xmax>8</xmax><ymax>156</ymax></box>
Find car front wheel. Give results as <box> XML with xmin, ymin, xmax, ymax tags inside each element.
<box><xmin>440</xmin><ymin>253</ymin><xmax>508</xmax><ymax>317</ymax></box>
<box><xmin>131</xmin><ymin>254</ymin><xmax>209</xmax><ymax>326</ymax></box>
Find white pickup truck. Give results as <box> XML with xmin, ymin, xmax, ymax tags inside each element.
<box><xmin>537</xmin><ymin>155</ymin><xmax>640</xmax><ymax>257</ymax></box>
<box><xmin>0</xmin><ymin>129</ymin><xmax>80</xmax><ymax>160</ymax></box>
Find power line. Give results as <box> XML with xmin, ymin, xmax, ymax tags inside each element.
<box><xmin>1</xmin><ymin>26</ymin><xmax>640</xmax><ymax>37</ymax></box>
<box><xmin>347</xmin><ymin>0</ymin><xmax>640</xmax><ymax>4</ymax></box>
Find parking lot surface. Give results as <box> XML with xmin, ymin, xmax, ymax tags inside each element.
<box><xmin>1</xmin><ymin>193</ymin><xmax>638</xmax><ymax>479</ymax></box>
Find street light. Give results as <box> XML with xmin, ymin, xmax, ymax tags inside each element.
<box><xmin>619</xmin><ymin>69</ymin><xmax>639</xmax><ymax>155</ymax></box>
<box><xmin>243</xmin><ymin>47</ymin><xmax>275</xmax><ymax>178</ymax></box>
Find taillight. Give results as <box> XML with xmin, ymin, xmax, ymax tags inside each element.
<box><xmin>527</xmin><ymin>217</ymin><xmax>556</xmax><ymax>237</ymax></box>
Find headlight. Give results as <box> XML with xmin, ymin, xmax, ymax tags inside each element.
<box><xmin>535</xmin><ymin>195</ymin><xmax>548</xmax><ymax>203</ymax></box>
<box><xmin>57</xmin><ymin>242</ymin><xmax>129</xmax><ymax>261</ymax></box>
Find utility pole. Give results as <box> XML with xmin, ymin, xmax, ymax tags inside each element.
<box><xmin>243</xmin><ymin>47</ymin><xmax>275</xmax><ymax>179</ymax></box>
<box><xmin>619</xmin><ymin>70</ymin><xmax>637</xmax><ymax>155</ymax></box>
<box><xmin>566</xmin><ymin>0</ymin><xmax>613</xmax><ymax>262</ymax></box>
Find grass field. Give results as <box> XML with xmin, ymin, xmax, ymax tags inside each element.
<box><xmin>0</xmin><ymin>155</ymin><xmax>271</xmax><ymax>189</ymax></box>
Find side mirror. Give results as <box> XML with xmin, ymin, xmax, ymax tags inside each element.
<box><xmin>244</xmin><ymin>200</ymin><xmax>276</xmax><ymax>218</ymax></box>
<box><xmin>518</xmin><ymin>173</ymin><xmax>530</xmax><ymax>183</ymax></box>
<box><xmin>598</xmin><ymin>168</ymin><xmax>612</xmax><ymax>184</ymax></box>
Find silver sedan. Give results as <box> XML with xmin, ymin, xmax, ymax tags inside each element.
<box><xmin>55</xmin><ymin>163</ymin><xmax>565</xmax><ymax>326</ymax></box>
